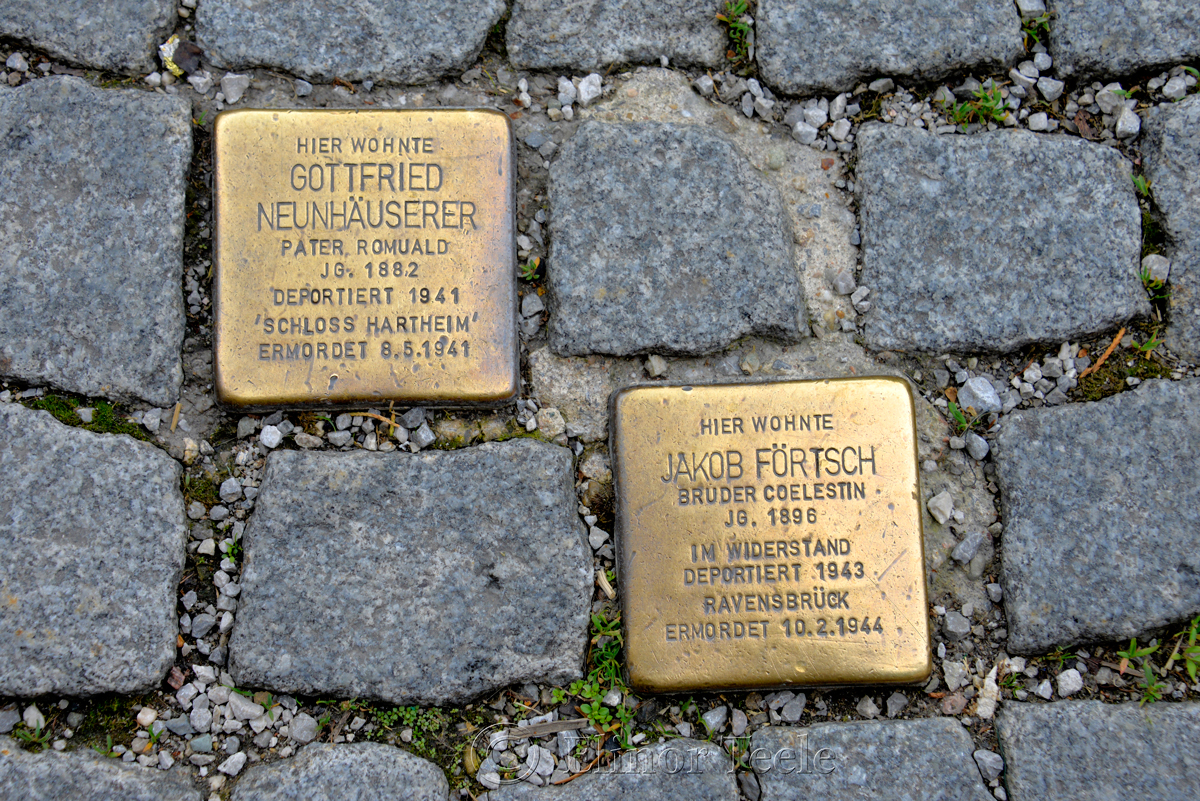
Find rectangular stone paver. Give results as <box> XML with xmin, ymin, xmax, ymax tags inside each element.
<box><xmin>857</xmin><ymin>125</ymin><xmax>1148</xmax><ymax>354</ymax></box>
<box><xmin>228</xmin><ymin>439</ymin><xmax>591</xmax><ymax>706</ymax></box>
<box><xmin>0</xmin><ymin>77</ymin><xmax>191</xmax><ymax>407</ymax></box>
<box><xmin>757</xmin><ymin>0</ymin><xmax>1022</xmax><ymax>95</ymax></box>
<box><xmin>548</xmin><ymin>121</ymin><xmax>803</xmax><ymax>357</ymax></box>
<box><xmin>198</xmin><ymin>0</ymin><xmax>505</xmax><ymax>84</ymax></box>
<box><xmin>0</xmin><ymin>404</ymin><xmax>186</xmax><ymax>696</ymax></box>
<box><xmin>0</xmin><ymin>737</ymin><xmax>201</xmax><ymax>801</ymax></box>
<box><xmin>1049</xmin><ymin>0</ymin><xmax>1200</xmax><ymax>80</ymax></box>
<box><xmin>752</xmin><ymin>719</ymin><xmax>991</xmax><ymax>800</ymax></box>
<box><xmin>493</xmin><ymin>739</ymin><xmax>736</xmax><ymax>801</ymax></box>
<box><xmin>506</xmin><ymin>0</ymin><xmax>725</xmax><ymax>72</ymax></box>
<box><xmin>996</xmin><ymin>379</ymin><xmax>1200</xmax><ymax>654</ymax></box>
<box><xmin>997</xmin><ymin>701</ymin><xmax>1200</xmax><ymax>800</ymax></box>
<box><xmin>1141</xmin><ymin>95</ymin><xmax>1200</xmax><ymax>362</ymax></box>
<box><xmin>231</xmin><ymin>743</ymin><xmax>446</xmax><ymax>801</ymax></box>
<box><xmin>0</xmin><ymin>0</ymin><xmax>174</xmax><ymax>74</ymax></box>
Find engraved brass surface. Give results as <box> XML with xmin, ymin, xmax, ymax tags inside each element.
<box><xmin>213</xmin><ymin>109</ymin><xmax>516</xmax><ymax>409</ymax></box>
<box><xmin>613</xmin><ymin>378</ymin><xmax>930</xmax><ymax>692</ymax></box>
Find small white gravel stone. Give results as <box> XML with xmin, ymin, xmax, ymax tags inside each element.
<box><xmin>701</xmin><ymin>706</ymin><xmax>728</xmax><ymax>733</ymax></box>
<box><xmin>1115</xmin><ymin>107</ymin><xmax>1141</xmax><ymax>139</ymax></box>
<box><xmin>577</xmin><ymin>73</ymin><xmax>602</xmax><ymax>106</ymax></box>
<box><xmin>1142</xmin><ymin>254</ymin><xmax>1170</xmax><ymax>283</ymax></box>
<box><xmin>793</xmin><ymin>121</ymin><xmax>819</xmax><ymax>145</ymax></box>
<box><xmin>1036</xmin><ymin>77</ymin><xmax>1064</xmax><ymax>102</ymax></box>
<box><xmin>220</xmin><ymin>72</ymin><xmax>250</xmax><ymax>104</ymax></box>
<box><xmin>259</xmin><ymin>425</ymin><xmax>282</xmax><ymax>449</ymax></box>
<box><xmin>217</xmin><ymin>751</ymin><xmax>247</xmax><ymax>776</ymax></box>
<box><xmin>974</xmin><ymin>749</ymin><xmax>1005</xmax><ymax>782</ymax></box>
<box><xmin>856</xmin><ymin>696</ymin><xmax>880</xmax><ymax>719</ymax></box>
<box><xmin>645</xmin><ymin>354</ymin><xmax>668</xmax><ymax>377</ymax></box>
<box><xmin>927</xmin><ymin>491</ymin><xmax>954</xmax><ymax>525</ymax></box>
<box><xmin>1057</xmin><ymin>668</ymin><xmax>1084</xmax><ymax>697</ymax></box>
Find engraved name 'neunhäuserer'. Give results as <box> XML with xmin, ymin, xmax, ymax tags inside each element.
<box><xmin>612</xmin><ymin>378</ymin><xmax>930</xmax><ymax>692</ymax></box>
<box><xmin>212</xmin><ymin>109</ymin><xmax>516</xmax><ymax>409</ymax></box>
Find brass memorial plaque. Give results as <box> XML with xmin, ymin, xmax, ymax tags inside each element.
<box><xmin>613</xmin><ymin>378</ymin><xmax>930</xmax><ymax>692</ymax></box>
<box><xmin>213</xmin><ymin>109</ymin><xmax>516</xmax><ymax>409</ymax></box>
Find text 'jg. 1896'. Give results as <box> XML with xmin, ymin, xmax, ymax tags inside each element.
<box><xmin>212</xmin><ymin>108</ymin><xmax>517</xmax><ymax>409</ymax></box>
<box><xmin>612</xmin><ymin>378</ymin><xmax>931</xmax><ymax>692</ymax></box>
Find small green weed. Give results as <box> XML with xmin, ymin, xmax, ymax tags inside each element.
<box><xmin>1021</xmin><ymin>12</ymin><xmax>1053</xmax><ymax>48</ymax></box>
<box><xmin>1182</xmin><ymin>615</ymin><xmax>1200</xmax><ymax>684</ymax></box>
<box><xmin>12</xmin><ymin>725</ymin><xmax>52</xmax><ymax>751</ymax></box>
<box><xmin>1116</xmin><ymin>637</ymin><xmax>1167</xmax><ymax>704</ymax></box>
<box><xmin>1140</xmin><ymin>660</ymin><xmax>1166</xmax><ymax>705</ymax></box>
<box><xmin>1117</xmin><ymin>637</ymin><xmax>1158</xmax><ymax>662</ymax></box>
<box><xmin>716</xmin><ymin>0</ymin><xmax>753</xmax><ymax>68</ymax></box>
<box><xmin>24</xmin><ymin>394</ymin><xmax>149</xmax><ymax>440</ymax></box>
<box><xmin>1132</xmin><ymin>174</ymin><xmax>1152</xmax><ymax>197</ymax></box>
<box><xmin>950</xmin><ymin>85</ymin><xmax>1009</xmax><ymax>129</ymax></box>
<box><xmin>1045</xmin><ymin>646</ymin><xmax>1073</xmax><ymax>667</ymax></box>
<box><xmin>946</xmin><ymin>401</ymin><xmax>979</xmax><ymax>434</ymax></box>
<box><xmin>1133</xmin><ymin>331</ymin><xmax>1164</xmax><ymax>357</ymax></box>
<box><xmin>1138</xmin><ymin>264</ymin><xmax>1168</xmax><ymax>301</ymax></box>
<box><xmin>518</xmin><ymin>256</ymin><xmax>540</xmax><ymax>282</ymax></box>
<box><xmin>369</xmin><ymin>705</ymin><xmax>450</xmax><ymax>760</ymax></box>
<box><xmin>92</xmin><ymin>734</ymin><xmax>121</xmax><ymax>758</ymax></box>
<box><xmin>1183</xmin><ymin>66</ymin><xmax>1199</xmax><ymax>80</ymax></box>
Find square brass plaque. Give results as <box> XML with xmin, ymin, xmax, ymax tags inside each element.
<box><xmin>612</xmin><ymin>378</ymin><xmax>930</xmax><ymax>692</ymax></box>
<box><xmin>212</xmin><ymin>109</ymin><xmax>516</xmax><ymax>409</ymax></box>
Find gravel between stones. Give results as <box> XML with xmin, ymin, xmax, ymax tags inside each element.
<box><xmin>548</xmin><ymin>121</ymin><xmax>803</xmax><ymax>356</ymax></box>
<box><xmin>228</xmin><ymin>439</ymin><xmax>591</xmax><ymax>705</ymax></box>
<box><xmin>1048</xmin><ymin>0</ymin><xmax>1200</xmax><ymax>80</ymax></box>
<box><xmin>752</xmin><ymin>719</ymin><xmax>992</xmax><ymax>799</ymax></box>
<box><xmin>230</xmin><ymin>743</ymin><xmax>448</xmax><ymax>800</ymax></box>
<box><xmin>0</xmin><ymin>404</ymin><xmax>186</xmax><ymax>696</ymax></box>
<box><xmin>0</xmin><ymin>0</ymin><xmax>175</xmax><ymax>74</ymax></box>
<box><xmin>506</xmin><ymin>0</ymin><xmax>725</xmax><ymax>72</ymax></box>
<box><xmin>0</xmin><ymin>736</ymin><xmax>202</xmax><ymax>800</ymax></box>
<box><xmin>757</xmin><ymin>0</ymin><xmax>1022</xmax><ymax>94</ymax></box>
<box><xmin>198</xmin><ymin>0</ymin><xmax>506</xmax><ymax>84</ymax></box>
<box><xmin>997</xmin><ymin>701</ymin><xmax>1200</xmax><ymax>800</ymax></box>
<box><xmin>1141</xmin><ymin>95</ymin><xmax>1200</xmax><ymax>362</ymax></box>
<box><xmin>997</xmin><ymin>379</ymin><xmax>1200</xmax><ymax>654</ymax></box>
<box><xmin>857</xmin><ymin>124</ymin><xmax>1148</xmax><ymax>353</ymax></box>
<box><xmin>0</xmin><ymin>77</ymin><xmax>190</xmax><ymax>407</ymax></box>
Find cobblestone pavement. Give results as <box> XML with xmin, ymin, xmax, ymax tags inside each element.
<box><xmin>1</xmin><ymin>1</ymin><xmax>1199</xmax><ymax>799</ymax></box>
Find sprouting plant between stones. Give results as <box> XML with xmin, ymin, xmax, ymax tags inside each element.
<box><xmin>1179</xmin><ymin>615</ymin><xmax>1200</xmax><ymax>684</ymax></box>
<box><xmin>716</xmin><ymin>0</ymin><xmax>753</xmax><ymax>68</ymax></box>
<box><xmin>946</xmin><ymin>401</ymin><xmax>979</xmax><ymax>435</ymax></box>
<box><xmin>1138</xmin><ymin>264</ymin><xmax>1168</xmax><ymax>303</ymax></box>
<box><xmin>1132</xmin><ymin>174</ymin><xmax>1152</xmax><ymax>198</ymax></box>
<box><xmin>519</xmin><ymin>256</ymin><xmax>541</xmax><ymax>281</ymax></box>
<box><xmin>11</xmin><ymin>724</ymin><xmax>52</xmax><ymax>751</ymax></box>
<box><xmin>949</xmin><ymin>85</ymin><xmax>1009</xmax><ymax>129</ymax></box>
<box><xmin>1021</xmin><ymin>12</ymin><xmax>1053</xmax><ymax>49</ymax></box>
<box><xmin>1114</xmin><ymin>637</ymin><xmax>1166</xmax><ymax>703</ymax></box>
